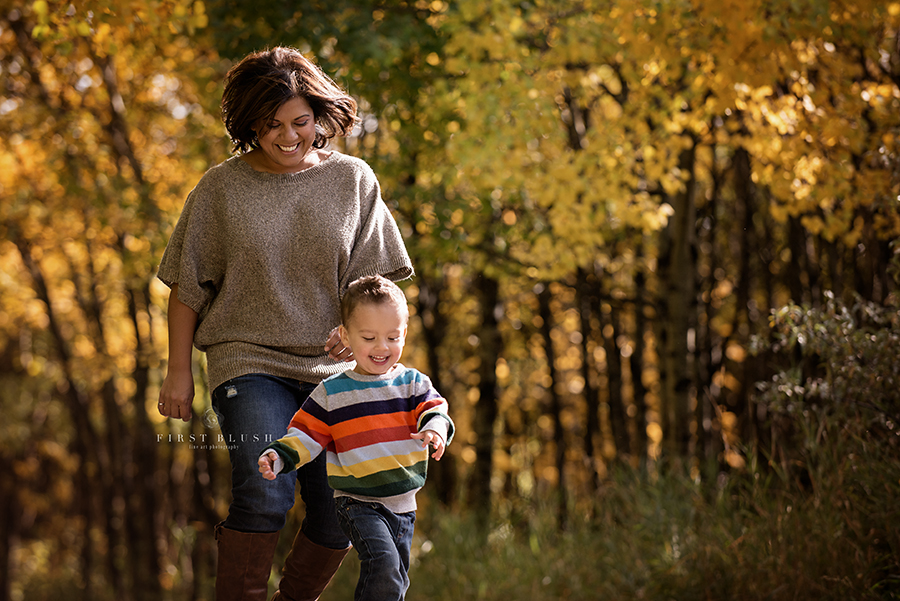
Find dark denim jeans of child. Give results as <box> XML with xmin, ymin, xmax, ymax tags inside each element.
<box><xmin>335</xmin><ymin>496</ymin><xmax>416</xmax><ymax>601</ymax></box>
<box><xmin>211</xmin><ymin>373</ymin><xmax>349</xmax><ymax>549</ymax></box>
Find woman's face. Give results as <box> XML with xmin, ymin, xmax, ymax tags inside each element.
<box><xmin>252</xmin><ymin>96</ymin><xmax>318</xmax><ymax>173</ymax></box>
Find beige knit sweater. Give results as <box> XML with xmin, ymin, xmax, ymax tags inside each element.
<box><xmin>157</xmin><ymin>152</ymin><xmax>413</xmax><ymax>390</ymax></box>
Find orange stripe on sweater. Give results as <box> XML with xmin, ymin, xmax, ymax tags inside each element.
<box><xmin>330</xmin><ymin>410</ymin><xmax>416</xmax><ymax>441</ymax></box>
<box><xmin>289</xmin><ymin>412</ymin><xmax>332</xmax><ymax>447</ymax></box>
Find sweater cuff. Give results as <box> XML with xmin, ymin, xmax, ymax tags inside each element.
<box><xmin>421</xmin><ymin>418</ymin><xmax>450</xmax><ymax>446</ymax></box>
<box><xmin>260</xmin><ymin>449</ymin><xmax>285</xmax><ymax>475</ymax></box>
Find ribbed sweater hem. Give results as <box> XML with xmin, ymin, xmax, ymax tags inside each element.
<box><xmin>335</xmin><ymin>490</ymin><xmax>419</xmax><ymax>514</ymax></box>
<box><xmin>206</xmin><ymin>341</ymin><xmax>348</xmax><ymax>391</ymax></box>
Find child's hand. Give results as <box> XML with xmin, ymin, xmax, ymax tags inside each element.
<box><xmin>258</xmin><ymin>451</ymin><xmax>279</xmax><ymax>480</ymax></box>
<box><xmin>411</xmin><ymin>431</ymin><xmax>445</xmax><ymax>460</ymax></box>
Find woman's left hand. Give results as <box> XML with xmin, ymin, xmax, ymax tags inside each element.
<box><xmin>325</xmin><ymin>326</ymin><xmax>354</xmax><ymax>362</ymax></box>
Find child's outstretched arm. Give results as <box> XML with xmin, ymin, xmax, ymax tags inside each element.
<box><xmin>258</xmin><ymin>450</ymin><xmax>280</xmax><ymax>480</ymax></box>
<box><xmin>411</xmin><ymin>430</ymin><xmax>445</xmax><ymax>460</ymax></box>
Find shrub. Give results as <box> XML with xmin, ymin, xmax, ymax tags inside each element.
<box><xmin>752</xmin><ymin>291</ymin><xmax>900</xmax><ymax>424</ymax></box>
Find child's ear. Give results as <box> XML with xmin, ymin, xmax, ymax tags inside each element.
<box><xmin>338</xmin><ymin>324</ymin><xmax>350</xmax><ymax>347</ymax></box>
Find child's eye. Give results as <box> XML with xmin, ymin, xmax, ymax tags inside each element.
<box><xmin>363</xmin><ymin>337</ymin><xmax>374</xmax><ymax>342</ymax></box>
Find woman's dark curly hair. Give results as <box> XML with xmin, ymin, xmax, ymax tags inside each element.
<box><xmin>220</xmin><ymin>47</ymin><xmax>359</xmax><ymax>153</ymax></box>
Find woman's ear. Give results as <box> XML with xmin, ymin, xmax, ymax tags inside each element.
<box><xmin>250</xmin><ymin>117</ymin><xmax>266</xmax><ymax>137</ymax></box>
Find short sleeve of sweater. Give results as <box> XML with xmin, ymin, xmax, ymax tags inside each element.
<box><xmin>156</xmin><ymin>169</ymin><xmax>225</xmax><ymax>314</ymax></box>
<box><xmin>340</xmin><ymin>162</ymin><xmax>414</xmax><ymax>291</ymax></box>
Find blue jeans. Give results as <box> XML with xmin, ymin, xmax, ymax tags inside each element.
<box><xmin>211</xmin><ymin>373</ymin><xmax>350</xmax><ymax>549</ymax></box>
<box><xmin>335</xmin><ymin>497</ymin><xmax>416</xmax><ymax>601</ymax></box>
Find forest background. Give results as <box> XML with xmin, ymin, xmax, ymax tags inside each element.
<box><xmin>1</xmin><ymin>0</ymin><xmax>899</xmax><ymax>600</ymax></box>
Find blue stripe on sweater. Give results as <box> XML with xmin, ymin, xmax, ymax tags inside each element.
<box><xmin>304</xmin><ymin>390</ymin><xmax>440</xmax><ymax>424</ymax></box>
<box><xmin>323</xmin><ymin>370</ymin><xmax>421</xmax><ymax>394</ymax></box>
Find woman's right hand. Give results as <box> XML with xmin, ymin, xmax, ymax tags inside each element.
<box><xmin>160</xmin><ymin>284</ymin><xmax>199</xmax><ymax>422</ymax></box>
<box><xmin>325</xmin><ymin>326</ymin><xmax>354</xmax><ymax>362</ymax></box>
<box><xmin>158</xmin><ymin>367</ymin><xmax>195</xmax><ymax>422</ymax></box>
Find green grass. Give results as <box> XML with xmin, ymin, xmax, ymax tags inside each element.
<box><xmin>322</xmin><ymin>425</ymin><xmax>900</xmax><ymax>600</ymax></box>
<box><xmin>15</xmin><ymin>416</ymin><xmax>898</xmax><ymax>600</ymax></box>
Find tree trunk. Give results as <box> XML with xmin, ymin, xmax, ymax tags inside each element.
<box><xmin>470</xmin><ymin>274</ymin><xmax>502</xmax><ymax>528</ymax></box>
<box><xmin>415</xmin><ymin>273</ymin><xmax>457</xmax><ymax>506</ymax></box>
<box><xmin>575</xmin><ymin>268</ymin><xmax>601</xmax><ymax>492</ymax></box>
<box><xmin>601</xmin><ymin>301</ymin><xmax>629</xmax><ymax>462</ymax></box>
<box><xmin>126</xmin><ymin>284</ymin><xmax>165</xmax><ymax>601</ymax></box>
<box><xmin>658</xmin><ymin>143</ymin><xmax>698</xmax><ymax>459</ymax></box>
<box><xmin>537</xmin><ymin>284</ymin><xmax>568</xmax><ymax>531</ymax></box>
<box><xmin>787</xmin><ymin>216</ymin><xmax>808</xmax><ymax>305</ymax></box>
<box><xmin>630</xmin><ymin>239</ymin><xmax>649</xmax><ymax>460</ymax></box>
<box><xmin>0</xmin><ymin>451</ymin><xmax>17</xmax><ymax>601</ymax></box>
<box><xmin>696</xmin><ymin>160</ymin><xmax>719</xmax><ymax>467</ymax></box>
<box><xmin>732</xmin><ymin>147</ymin><xmax>757</xmax><ymax>448</ymax></box>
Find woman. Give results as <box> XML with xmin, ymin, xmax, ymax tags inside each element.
<box><xmin>156</xmin><ymin>47</ymin><xmax>413</xmax><ymax>601</ymax></box>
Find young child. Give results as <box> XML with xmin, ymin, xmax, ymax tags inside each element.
<box><xmin>259</xmin><ymin>274</ymin><xmax>453</xmax><ymax>601</ymax></box>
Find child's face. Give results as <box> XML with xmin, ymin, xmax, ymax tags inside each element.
<box><xmin>339</xmin><ymin>301</ymin><xmax>408</xmax><ymax>376</ymax></box>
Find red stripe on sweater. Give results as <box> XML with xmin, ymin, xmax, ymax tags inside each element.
<box><xmin>330</xmin><ymin>410</ymin><xmax>416</xmax><ymax>442</ymax></box>
<box><xmin>333</xmin><ymin>424</ymin><xmax>414</xmax><ymax>453</ymax></box>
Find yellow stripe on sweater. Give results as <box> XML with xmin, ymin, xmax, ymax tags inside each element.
<box><xmin>327</xmin><ymin>450</ymin><xmax>426</xmax><ymax>479</ymax></box>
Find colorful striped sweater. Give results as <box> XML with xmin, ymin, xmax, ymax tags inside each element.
<box><xmin>264</xmin><ymin>364</ymin><xmax>453</xmax><ymax>513</ymax></box>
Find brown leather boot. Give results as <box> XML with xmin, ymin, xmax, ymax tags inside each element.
<box><xmin>215</xmin><ymin>522</ymin><xmax>280</xmax><ymax>601</ymax></box>
<box><xmin>270</xmin><ymin>530</ymin><xmax>351</xmax><ymax>601</ymax></box>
